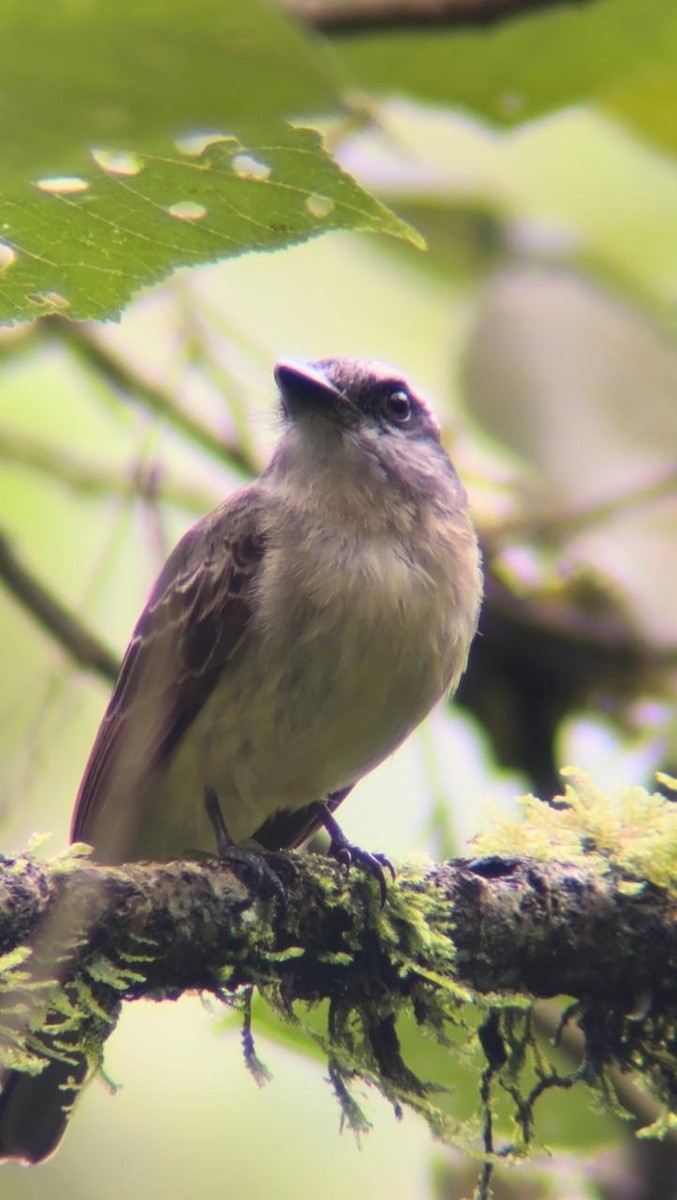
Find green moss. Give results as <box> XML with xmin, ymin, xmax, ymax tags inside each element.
<box><xmin>4</xmin><ymin>775</ymin><xmax>677</xmax><ymax>1195</ymax></box>
<box><xmin>475</xmin><ymin>768</ymin><xmax>677</xmax><ymax>894</ymax></box>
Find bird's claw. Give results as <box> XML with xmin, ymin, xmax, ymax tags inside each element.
<box><xmin>309</xmin><ymin>799</ymin><xmax>395</xmax><ymax>906</ymax></box>
<box><xmin>328</xmin><ymin>838</ymin><xmax>395</xmax><ymax>907</ymax></box>
<box><xmin>201</xmin><ymin>786</ymin><xmax>292</xmax><ymax>912</ymax></box>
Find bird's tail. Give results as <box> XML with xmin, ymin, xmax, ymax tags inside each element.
<box><xmin>0</xmin><ymin>1054</ymin><xmax>87</xmax><ymax>1165</ymax></box>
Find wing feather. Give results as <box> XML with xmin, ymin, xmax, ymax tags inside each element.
<box><xmin>71</xmin><ymin>486</ymin><xmax>266</xmax><ymax>850</ymax></box>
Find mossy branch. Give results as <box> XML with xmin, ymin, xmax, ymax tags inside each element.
<box><xmin>3</xmin><ymin>771</ymin><xmax>677</xmax><ymax>1185</ymax></box>
<box><xmin>3</xmin><ymin>848</ymin><xmax>677</xmax><ymax>1007</ymax></box>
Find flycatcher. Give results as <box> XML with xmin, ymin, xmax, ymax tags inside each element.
<box><xmin>0</xmin><ymin>357</ymin><xmax>482</xmax><ymax>1162</ymax></box>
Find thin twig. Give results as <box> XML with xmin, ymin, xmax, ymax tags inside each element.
<box><xmin>0</xmin><ymin>532</ymin><xmax>119</xmax><ymax>683</ymax></box>
<box><xmin>534</xmin><ymin>999</ymin><xmax>677</xmax><ymax>1143</ymax></box>
<box><xmin>0</xmin><ymin>428</ymin><xmax>218</xmax><ymax>516</ymax></box>
<box><xmin>487</xmin><ymin>463</ymin><xmax>677</xmax><ymax>550</ymax></box>
<box><xmin>42</xmin><ymin>318</ymin><xmax>255</xmax><ymax>478</ymax></box>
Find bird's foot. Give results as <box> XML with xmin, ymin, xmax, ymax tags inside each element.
<box><xmin>203</xmin><ymin>785</ymin><xmax>235</xmax><ymax>856</ymax></box>
<box><xmin>311</xmin><ymin>802</ymin><xmax>395</xmax><ymax>906</ymax></box>
<box><xmin>201</xmin><ymin>787</ymin><xmax>295</xmax><ymax>909</ymax></box>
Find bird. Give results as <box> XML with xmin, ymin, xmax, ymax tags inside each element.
<box><xmin>0</xmin><ymin>357</ymin><xmax>482</xmax><ymax>1164</ymax></box>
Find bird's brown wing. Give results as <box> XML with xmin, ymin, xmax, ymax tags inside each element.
<box><xmin>71</xmin><ymin>486</ymin><xmax>266</xmax><ymax>856</ymax></box>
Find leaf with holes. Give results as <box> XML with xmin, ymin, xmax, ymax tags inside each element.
<box><xmin>0</xmin><ymin>0</ymin><xmax>341</xmax><ymax>176</ymax></box>
<box><xmin>0</xmin><ymin>0</ymin><xmax>422</xmax><ymax>322</ymax></box>
<box><xmin>0</xmin><ymin>128</ymin><xmax>423</xmax><ymax>323</ymax></box>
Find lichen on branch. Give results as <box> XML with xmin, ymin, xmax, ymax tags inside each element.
<box><xmin>3</xmin><ymin>772</ymin><xmax>677</xmax><ymax>1170</ymax></box>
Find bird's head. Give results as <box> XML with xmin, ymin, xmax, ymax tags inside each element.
<box><xmin>273</xmin><ymin>358</ymin><xmax>462</xmax><ymax>509</ymax></box>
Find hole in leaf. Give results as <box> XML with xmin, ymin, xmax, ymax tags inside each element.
<box><xmin>92</xmin><ymin>148</ymin><xmax>144</xmax><ymax>176</ymax></box>
<box><xmin>232</xmin><ymin>154</ymin><xmax>271</xmax><ymax>181</ymax></box>
<box><xmin>36</xmin><ymin>176</ymin><xmax>89</xmax><ymax>195</ymax></box>
<box><xmin>497</xmin><ymin>92</ymin><xmax>525</xmax><ymax>117</ymax></box>
<box><xmin>27</xmin><ymin>291</ymin><xmax>71</xmax><ymax>311</ymax></box>
<box><xmin>166</xmin><ymin>201</ymin><xmax>207</xmax><ymax>222</ymax></box>
<box><xmin>175</xmin><ymin>131</ymin><xmax>236</xmax><ymax>156</ymax></box>
<box><xmin>0</xmin><ymin>242</ymin><xmax>17</xmax><ymax>271</ymax></box>
<box><xmin>305</xmin><ymin>194</ymin><xmax>334</xmax><ymax>219</ymax></box>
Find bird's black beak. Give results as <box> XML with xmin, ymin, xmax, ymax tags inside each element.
<box><xmin>275</xmin><ymin>360</ymin><xmax>347</xmax><ymax>420</ymax></box>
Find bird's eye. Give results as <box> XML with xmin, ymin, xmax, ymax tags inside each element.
<box><xmin>382</xmin><ymin>389</ymin><xmax>411</xmax><ymax>424</ymax></box>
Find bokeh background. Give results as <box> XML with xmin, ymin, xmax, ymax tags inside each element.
<box><xmin>2</xmin><ymin>1</ymin><xmax>677</xmax><ymax>1197</ymax></box>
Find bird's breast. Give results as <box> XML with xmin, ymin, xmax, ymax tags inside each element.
<box><xmin>146</xmin><ymin>512</ymin><xmax>480</xmax><ymax>853</ymax></box>
<box><xmin>252</xmin><ymin>526</ymin><xmax>469</xmax><ymax>762</ymax></box>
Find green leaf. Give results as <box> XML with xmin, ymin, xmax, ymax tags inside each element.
<box><xmin>0</xmin><ymin>0</ymin><xmax>342</xmax><ymax>176</ymax></box>
<box><xmin>0</xmin><ymin>0</ymin><xmax>423</xmax><ymax>321</ymax></box>
<box><xmin>606</xmin><ymin>63</ymin><xmax>677</xmax><ymax>157</ymax></box>
<box><xmin>0</xmin><ymin>127</ymin><xmax>421</xmax><ymax>322</ymax></box>
<box><xmin>334</xmin><ymin>0</ymin><xmax>677</xmax><ymax>128</ymax></box>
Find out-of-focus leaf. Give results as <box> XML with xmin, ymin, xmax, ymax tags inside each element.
<box><xmin>0</xmin><ymin>0</ymin><xmax>341</xmax><ymax>176</ymax></box>
<box><xmin>608</xmin><ymin>67</ymin><xmax>677</xmax><ymax>157</ymax></box>
<box><xmin>0</xmin><ymin>127</ymin><xmax>422</xmax><ymax>322</ymax></box>
<box><xmin>334</xmin><ymin>0</ymin><xmax>676</xmax><ymax>129</ymax></box>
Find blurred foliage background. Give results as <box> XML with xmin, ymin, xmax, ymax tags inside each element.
<box><xmin>1</xmin><ymin>0</ymin><xmax>677</xmax><ymax>1196</ymax></box>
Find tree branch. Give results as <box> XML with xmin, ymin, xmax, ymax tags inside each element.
<box><xmin>285</xmin><ymin>0</ymin><xmax>593</xmax><ymax>35</ymax></box>
<box><xmin>4</xmin><ymin>849</ymin><xmax>677</xmax><ymax>1019</ymax></box>
<box><xmin>3</xmin><ymin>850</ymin><xmax>676</xmax><ymax>1002</ymax></box>
<box><xmin>3</xmin><ymin>842</ymin><xmax>677</xmax><ymax>1175</ymax></box>
<box><xmin>0</xmin><ymin>533</ymin><xmax>119</xmax><ymax>683</ymax></box>
<box><xmin>2</xmin><ymin>851</ymin><xmax>676</xmax><ymax>1065</ymax></box>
